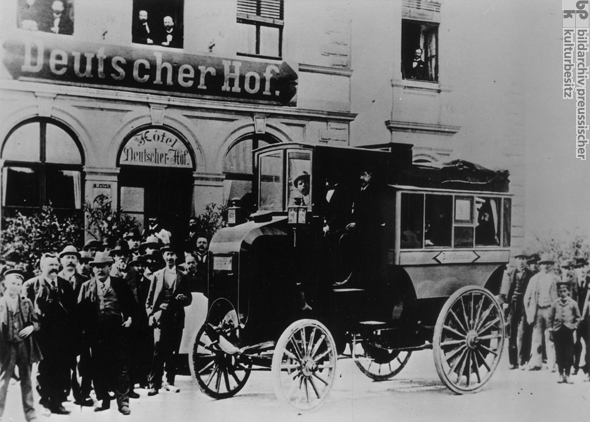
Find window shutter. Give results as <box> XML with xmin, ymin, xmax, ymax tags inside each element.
<box><xmin>237</xmin><ymin>0</ymin><xmax>284</xmax><ymax>24</ymax></box>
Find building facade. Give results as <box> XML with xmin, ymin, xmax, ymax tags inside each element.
<box><xmin>0</xmin><ymin>0</ymin><xmax>524</xmax><ymax>252</ymax></box>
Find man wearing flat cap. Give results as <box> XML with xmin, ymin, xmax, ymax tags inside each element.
<box><xmin>0</xmin><ymin>269</ymin><xmax>42</xmax><ymax>422</ymax></box>
<box><xmin>145</xmin><ymin>246</ymin><xmax>192</xmax><ymax>395</ymax></box>
<box><xmin>23</xmin><ymin>253</ymin><xmax>76</xmax><ymax>415</ymax></box>
<box><xmin>57</xmin><ymin>245</ymin><xmax>93</xmax><ymax>407</ymax></box>
<box><xmin>527</xmin><ymin>253</ymin><xmax>541</xmax><ymax>274</ymax></box>
<box><xmin>501</xmin><ymin>250</ymin><xmax>534</xmax><ymax>369</ymax></box>
<box><xmin>77</xmin><ymin>251</ymin><xmax>137</xmax><ymax>415</ymax></box>
<box><xmin>524</xmin><ymin>253</ymin><xmax>559</xmax><ymax>371</ymax></box>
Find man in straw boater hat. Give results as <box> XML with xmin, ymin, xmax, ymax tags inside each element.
<box><xmin>0</xmin><ymin>269</ymin><xmax>42</xmax><ymax>422</ymax></box>
<box><xmin>145</xmin><ymin>245</ymin><xmax>192</xmax><ymax>395</ymax></box>
<box><xmin>524</xmin><ymin>253</ymin><xmax>559</xmax><ymax>371</ymax></box>
<box><xmin>23</xmin><ymin>252</ymin><xmax>77</xmax><ymax>415</ymax></box>
<box><xmin>77</xmin><ymin>251</ymin><xmax>137</xmax><ymax>415</ymax></box>
<box><xmin>501</xmin><ymin>250</ymin><xmax>534</xmax><ymax>370</ymax></box>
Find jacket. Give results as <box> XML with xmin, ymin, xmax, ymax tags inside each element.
<box><xmin>146</xmin><ymin>267</ymin><xmax>192</xmax><ymax>329</ymax></box>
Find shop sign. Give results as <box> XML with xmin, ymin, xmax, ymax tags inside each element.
<box><xmin>119</xmin><ymin>129</ymin><xmax>193</xmax><ymax>169</ymax></box>
<box><xmin>2</xmin><ymin>35</ymin><xmax>298</xmax><ymax>106</ymax></box>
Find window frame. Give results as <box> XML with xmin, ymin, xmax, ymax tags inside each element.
<box><xmin>1</xmin><ymin>118</ymin><xmax>84</xmax><ymax>214</ymax></box>
<box><xmin>398</xmin><ymin>190</ymin><xmax>511</xmax><ymax>251</ymax></box>
<box><xmin>401</xmin><ymin>18</ymin><xmax>439</xmax><ymax>83</ymax></box>
<box><xmin>236</xmin><ymin>0</ymin><xmax>284</xmax><ymax>59</ymax></box>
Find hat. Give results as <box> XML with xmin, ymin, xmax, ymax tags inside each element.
<box><xmin>140</xmin><ymin>251</ymin><xmax>163</xmax><ymax>266</ymax></box>
<box><xmin>128</xmin><ymin>258</ymin><xmax>144</xmax><ymax>268</ymax></box>
<box><xmin>89</xmin><ymin>251</ymin><xmax>114</xmax><ymax>266</ymax></box>
<box><xmin>560</xmin><ymin>259</ymin><xmax>574</xmax><ymax>268</ymax></box>
<box><xmin>58</xmin><ymin>245</ymin><xmax>80</xmax><ymax>259</ymax></box>
<box><xmin>140</xmin><ymin>235</ymin><xmax>161</xmax><ymax>253</ymax></box>
<box><xmin>514</xmin><ymin>250</ymin><xmax>528</xmax><ymax>259</ymax></box>
<box><xmin>574</xmin><ymin>257</ymin><xmax>588</xmax><ymax>267</ymax></box>
<box><xmin>123</xmin><ymin>228</ymin><xmax>141</xmax><ymax>240</ymax></box>
<box><xmin>109</xmin><ymin>239</ymin><xmax>130</xmax><ymax>257</ymax></box>
<box><xmin>160</xmin><ymin>245</ymin><xmax>176</xmax><ymax>255</ymax></box>
<box><xmin>292</xmin><ymin>171</ymin><xmax>310</xmax><ymax>188</ymax></box>
<box><xmin>4</xmin><ymin>269</ymin><xmax>25</xmax><ymax>280</ymax></box>
<box><xmin>79</xmin><ymin>251</ymin><xmax>93</xmax><ymax>262</ymax></box>
<box><xmin>527</xmin><ymin>253</ymin><xmax>540</xmax><ymax>263</ymax></box>
<box><xmin>556</xmin><ymin>280</ymin><xmax>573</xmax><ymax>288</ymax></box>
<box><xmin>538</xmin><ymin>253</ymin><xmax>555</xmax><ymax>264</ymax></box>
<box><xmin>83</xmin><ymin>239</ymin><xmax>103</xmax><ymax>252</ymax></box>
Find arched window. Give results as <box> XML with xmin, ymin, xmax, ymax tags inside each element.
<box><xmin>1</xmin><ymin>119</ymin><xmax>83</xmax><ymax>217</ymax></box>
<box><xmin>223</xmin><ymin>133</ymin><xmax>277</xmax><ymax>206</ymax></box>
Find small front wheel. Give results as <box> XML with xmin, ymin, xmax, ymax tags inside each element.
<box><xmin>271</xmin><ymin>319</ymin><xmax>338</xmax><ymax>412</ymax></box>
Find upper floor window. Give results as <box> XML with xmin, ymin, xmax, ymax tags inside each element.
<box><xmin>1</xmin><ymin>119</ymin><xmax>84</xmax><ymax>216</ymax></box>
<box><xmin>17</xmin><ymin>0</ymin><xmax>75</xmax><ymax>34</ymax></box>
<box><xmin>237</xmin><ymin>0</ymin><xmax>284</xmax><ymax>59</ymax></box>
<box><xmin>132</xmin><ymin>0</ymin><xmax>184</xmax><ymax>48</ymax></box>
<box><xmin>401</xmin><ymin>19</ymin><xmax>438</xmax><ymax>82</ymax></box>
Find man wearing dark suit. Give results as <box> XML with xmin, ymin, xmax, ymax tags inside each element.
<box><xmin>39</xmin><ymin>1</ymin><xmax>73</xmax><ymax>35</ymax></box>
<box><xmin>573</xmin><ymin>259</ymin><xmax>590</xmax><ymax>377</ymax></box>
<box><xmin>57</xmin><ymin>245</ymin><xmax>93</xmax><ymax>407</ymax></box>
<box><xmin>146</xmin><ymin>246</ymin><xmax>192</xmax><ymax>395</ymax></box>
<box><xmin>501</xmin><ymin>251</ymin><xmax>534</xmax><ymax>369</ymax></box>
<box><xmin>77</xmin><ymin>251</ymin><xmax>137</xmax><ymax>415</ymax></box>
<box><xmin>408</xmin><ymin>48</ymin><xmax>427</xmax><ymax>80</ymax></box>
<box><xmin>159</xmin><ymin>16</ymin><xmax>182</xmax><ymax>48</ymax></box>
<box><xmin>23</xmin><ymin>253</ymin><xmax>76</xmax><ymax>415</ymax></box>
<box><xmin>344</xmin><ymin>167</ymin><xmax>386</xmax><ymax>288</ymax></box>
<box><xmin>132</xmin><ymin>9</ymin><xmax>154</xmax><ymax>45</ymax></box>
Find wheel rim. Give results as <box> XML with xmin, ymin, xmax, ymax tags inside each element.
<box><xmin>433</xmin><ymin>286</ymin><xmax>505</xmax><ymax>394</ymax></box>
<box><xmin>272</xmin><ymin>319</ymin><xmax>337</xmax><ymax>411</ymax></box>
<box><xmin>192</xmin><ymin>323</ymin><xmax>252</xmax><ymax>399</ymax></box>
<box><xmin>352</xmin><ymin>335</ymin><xmax>412</xmax><ymax>381</ymax></box>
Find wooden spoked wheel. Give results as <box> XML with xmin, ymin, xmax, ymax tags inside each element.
<box><xmin>191</xmin><ymin>321</ymin><xmax>252</xmax><ymax>399</ymax></box>
<box><xmin>352</xmin><ymin>335</ymin><xmax>412</xmax><ymax>381</ymax></box>
<box><xmin>433</xmin><ymin>286</ymin><xmax>505</xmax><ymax>394</ymax></box>
<box><xmin>271</xmin><ymin>319</ymin><xmax>338</xmax><ymax>412</ymax></box>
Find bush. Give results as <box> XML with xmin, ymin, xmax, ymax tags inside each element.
<box><xmin>1</xmin><ymin>205</ymin><xmax>83</xmax><ymax>268</ymax></box>
<box><xmin>84</xmin><ymin>194</ymin><xmax>141</xmax><ymax>247</ymax></box>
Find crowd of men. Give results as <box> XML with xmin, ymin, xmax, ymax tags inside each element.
<box><xmin>500</xmin><ymin>252</ymin><xmax>590</xmax><ymax>384</ymax></box>
<box><xmin>0</xmin><ymin>218</ymin><xmax>209</xmax><ymax>420</ymax></box>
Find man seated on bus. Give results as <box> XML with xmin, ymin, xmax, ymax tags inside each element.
<box><xmin>289</xmin><ymin>171</ymin><xmax>310</xmax><ymax>206</ymax></box>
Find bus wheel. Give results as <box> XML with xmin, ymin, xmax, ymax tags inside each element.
<box><xmin>433</xmin><ymin>286</ymin><xmax>505</xmax><ymax>394</ymax></box>
<box><xmin>191</xmin><ymin>323</ymin><xmax>252</xmax><ymax>399</ymax></box>
<box><xmin>352</xmin><ymin>334</ymin><xmax>412</xmax><ymax>381</ymax></box>
<box><xmin>271</xmin><ymin>319</ymin><xmax>338</xmax><ymax>412</ymax></box>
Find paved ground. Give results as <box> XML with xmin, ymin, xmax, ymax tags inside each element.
<box><xmin>3</xmin><ymin>344</ymin><xmax>590</xmax><ymax>422</ymax></box>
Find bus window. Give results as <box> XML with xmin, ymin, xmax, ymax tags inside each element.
<box><xmin>475</xmin><ymin>197</ymin><xmax>500</xmax><ymax>246</ymax></box>
<box><xmin>425</xmin><ymin>194</ymin><xmax>452</xmax><ymax>247</ymax></box>
<box><xmin>400</xmin><ymin>193</ymin><xmax>423</xmax><ymax>249</ymax></box>
<box><xmin>502</xmin><ymin>198</ymin><xmax>511</xmax><ymax>247</ymax></box>
<box><xmin>288</xmin><ymin>150</ymin><xmax>312</xmax><ymax>209</ymax></box>
<box><xmin>259</xmin><ymin>151</ymin><xmax>284</xmax><ymax>211</ymax></box>
<box><xmin>454</xmin><ymin>226</ymin><xmax>474</xmax><ymax>248</ymax></box>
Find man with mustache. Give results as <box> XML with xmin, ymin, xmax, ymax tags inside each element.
<box><xmin>57</xmin><ymin>245</ymin><xmax>93</xmax><ymax>407</ymax></box>
<box><xmin>145</xmin><ymin>246</ymin><xmax>192</xmax><ymax>395</ymax></box>
<box><xmin>23</xmin><ymin>253</ymin><xmax>76</xmax><ymax>415</ymax></box>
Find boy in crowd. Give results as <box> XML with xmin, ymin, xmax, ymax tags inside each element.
<box><xmin>549</xmin><ymin>280</ymin><xmax>581</xmax><ymax>384</ymax></box>
<box><xmin>0</xmin><ymin>269</ymin><xmax>42</xmax><ymax>422</ymax></box>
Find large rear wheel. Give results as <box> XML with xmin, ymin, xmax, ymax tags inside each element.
<box><xmin>271</xmin><ymin>319</ymin><xmax>338</xmax><ymax>412</ymax></box>
<box><xmin>433</xmin><ymin>286</ymin><xmax>505</xmax><ymax>394</ymax></box>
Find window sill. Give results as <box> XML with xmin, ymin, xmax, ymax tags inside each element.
<box><xmin>392</xmin><ymin>78</ymin><xmax>452</xmax><ymax>93</ymax></box>
<box><xmin>236</xmin><ymin>52</ymin><xmax>282</xmax><ymax>61</ymax></box>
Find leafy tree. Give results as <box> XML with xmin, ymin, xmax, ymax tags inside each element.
<box><xmin>190</xmin><ymin>203</ymin><xmax>227</xmax><ymax>240</ymax></box>
<box><xmin>1</xmin><ymin>205</ymin><xmax>83</xmax><ymax>268</ymax></box>
<box><xmin>84</xmin><ymin>194</ymin><xmax>140</xmax><ymax>248</ymax></box>
<box><xmin>527</xmin><ymin>228</ymin><xmax>590</xmax><ymax>262</ymax></box>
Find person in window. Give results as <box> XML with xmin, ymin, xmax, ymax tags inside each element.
<box><xmin>39</xmin><ymin>1</ymin><xmax>73</xmax><ymax>35</ymax></box>
<box><xmin>160</xmin><ymin>16</ymin><xmax>182</xmax><ymax>48</ymax></box>
<box><xmin>132</xmin><ymin>9</ymin><xmax>154</xmax><ymax>45</ymax></box>
<box><xmin>289</xmin><ymin>171</ymin><xmax>310</xmax><ymax>206</ymax></box>
<box><xmin>476</xmin><ymin>208</ymin><xmax>498</xmax><ymax>245</ymax></box>
<box><xmin>408</xmin><ymin>48</ymin><xmax>427</xmax><ymax>80</ymax></box>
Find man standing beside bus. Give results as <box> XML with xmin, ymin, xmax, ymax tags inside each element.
<box><xmin>524</xmin><ymin>253</ymin><xmax>559</xmax><ymax>371</ymax></box>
